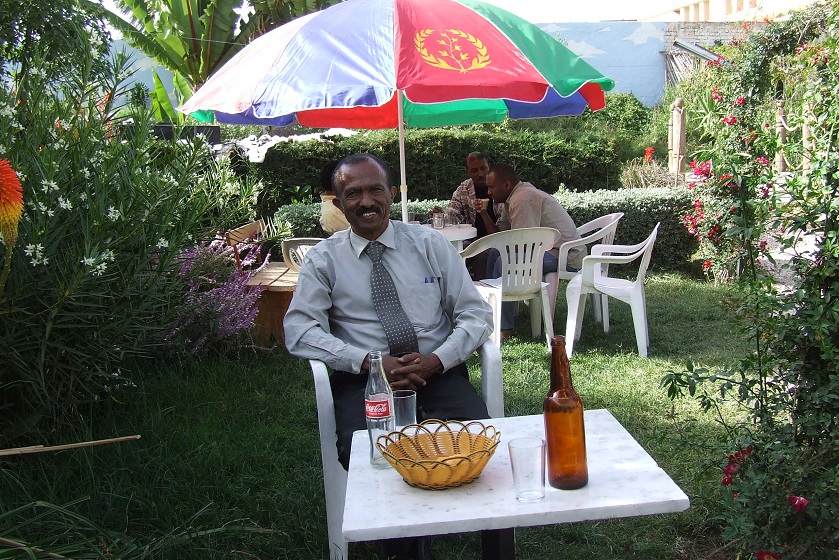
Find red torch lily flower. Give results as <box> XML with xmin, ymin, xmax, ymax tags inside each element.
<box><xmin>0</xmin><ymin>158</ymin><xmax>23</xmax><ymax>247</ymax></box>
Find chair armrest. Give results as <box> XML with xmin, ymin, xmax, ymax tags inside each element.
<box><xmin>581</xmin><ymin>244</ymin><xmax>647</xmax><ymax>284</ymax></box>
<box><xmin>477</xmin><ymin>340</ymin><xmax>504</xmax><ymax>418</ymax></box>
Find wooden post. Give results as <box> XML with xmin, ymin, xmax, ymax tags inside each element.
<box><xmin>802</xmin><ymin>101</ymin><xmax>814</xmax><ymax>177</ymax></box>
<box><xmin>775</xmin><ymin>100</ymin><xmax>787</xmax><ymax>173</ymax></box>
<box><xmin>668</xmin><ymin>98</ymin><xmax>686</xmax><ymax>175</ymax></box>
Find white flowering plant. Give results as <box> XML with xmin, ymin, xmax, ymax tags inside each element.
<box><xmin>0</xmin><ymin>45</ymin><xmax>261</xmax><ymax>439</ymax></box>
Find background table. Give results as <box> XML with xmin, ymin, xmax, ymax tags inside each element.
<box><xmin>245</xmin><ymin>263</ymin><xmax>298</xmax><ymax>345</ymax></box>
<box><xmin>422</xmin><ymin>224</ymin><xmax>477</xmax><ymax>251</ymax></box>
<box><xmin>344</xmin><ymin>410</ymin><xmax>689</xmax><ymax>560</ymax></box>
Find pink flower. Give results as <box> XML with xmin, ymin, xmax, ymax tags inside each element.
<box><xmin>759</xmin><ymin>240</ymin><xmax>768</xmax><ymax>251</ymax></box>
<box><xmin>693</xmin><ymin>199</ymin><xmax>702</xmax><ymax>210</ymax></box>
<box><xmin>733</xmin><ymin>96</ymin><xmax>746</xmax><ymax>106</ymax></box>
<box><xmin>756</xmin><ymin>156</ymin><xmax>770</xmax><ymax>166</ymax></box>
<box><xmin>787</xmin><ymin>495</ymin><xmax>809</xmax><ymax>512</ymax></box>
<box><xmin>723</xmin><ymin>115</ymin><xmax>738</xmax><ymax>126</ymax></box>
<box><xmin>756</xmin><ymin>551</ymin><xmax>780</xmax><ymax>560</ymax></box>
<box><xmin>711</xmin><ymin>88</ymin><xmax>723</xmax><ymax>102</ymax></box>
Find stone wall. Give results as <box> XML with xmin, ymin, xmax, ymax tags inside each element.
<box><xmin>664</xmin><ymin>21</ymin><xmax>767</xmax><ymax>48</ymax></box>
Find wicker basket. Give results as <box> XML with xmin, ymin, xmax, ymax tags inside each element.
<box><xmin>376</xmin><ymin>419</ymin><xmax>501</xmax><ymax>490</ymax></box>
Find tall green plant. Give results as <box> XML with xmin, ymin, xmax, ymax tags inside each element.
<box><xmin>662</xmin><ymin>4</ymin><xmax>839</xmax><ymax>557</ymax></box>
<box><xmin>0</xmin><ymin>44</ymin><xmax>244</xmax><ymax>442</ymax></box>
<box><xmin>95</xmin><ymin>0</ymin><xmax>258</xmax><ymax>90</ymax></box>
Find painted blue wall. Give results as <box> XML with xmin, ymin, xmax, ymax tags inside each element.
<box><xmin>115</xmin><ymin>21</ymin><xmax>668</xmax><ymax>109</ymax></box>
<box><xmin>538</xmin><ymin>22</ymin><xmax>667</xmax><ymax>107</ymax></box>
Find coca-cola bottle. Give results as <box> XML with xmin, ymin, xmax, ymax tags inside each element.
<box><xmin>365</xmin><ymin>350</ymin><xmax>395</xmax><ymax>468</ymax></box>
<box><xmin>543</xmin><ymin>335</ymin><xmax>588</xmax><ymax>489</ymax></box>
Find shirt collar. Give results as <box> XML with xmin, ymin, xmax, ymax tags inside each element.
<box><xmin>348</xmin><ymin>220</ymin><xmax>396</xmax><ymax>258</ymax></box>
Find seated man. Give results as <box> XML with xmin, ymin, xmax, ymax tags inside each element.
<box><xmin>432</xmin><ymin>151</ymin><xmax>499</xmax><ymax>279</ymax></box>
<box><xmin>475</xmin><ymin>163</ymin><xmax>583</xmax><ymax>341</ymax></box>
<box><xmin>283</xmin><ymin>153</ymin><xmax>493</xmax><ymax>559</ymax></box>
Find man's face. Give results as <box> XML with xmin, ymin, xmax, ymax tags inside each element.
<box><xmin>486</xmin><ymin>171</ymin><xmax>512</xmax><ymax>203</ymax></box>
<box><xmin>332</xmin><ymin>160</ymin><xmax>395</xmax><ymax>240</ymax></box>
<box><xmin>466</xmin><ymin>158</ymin><xmax>489</xmax><ymax>188</ymax></box>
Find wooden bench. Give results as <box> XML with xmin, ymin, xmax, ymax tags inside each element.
<box><xmin>246</xmin><ymin>263</ymin><xmax>299</xmax><ymax>345</ymax></box>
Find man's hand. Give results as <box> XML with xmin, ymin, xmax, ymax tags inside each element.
<box><xmin>383</xmin><ymin>353</ymin><xmax>443</xmax><ymax>390</ymax></box>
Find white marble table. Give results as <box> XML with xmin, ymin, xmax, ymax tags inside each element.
<box><xmin>420</xmin><ymin>223</ymin><xmax>477</xmax><ymax>251</ymax></box>
<box><xmin>343</xmin><ymin>409</ymin><xmax>690</xmax><ymax>560</ymax></box>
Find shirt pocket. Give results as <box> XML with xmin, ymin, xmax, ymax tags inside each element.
<box><xmin>398</xmin><ymin>277</ymin><xmax>442</xmax><ymax>328</ymax></box>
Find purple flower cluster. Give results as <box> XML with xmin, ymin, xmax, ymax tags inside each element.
<box><xmin>166</xmin><ymin>240</ymin><xmax>260</xmax><ymax>355</ymax></box>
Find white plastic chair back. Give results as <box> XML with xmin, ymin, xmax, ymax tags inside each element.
<box><xmin>565</xmin><ymin>223</ymin><xmax>659</xmax><ymax>358</ymax></box>
<box><xmin>461</xmin><ymin>227</ymin><xmax>561</xmax><ymax>349</ymax></box>
<box><xmin>281</xmin><ymin>238</ymin><xmax>323</xmax><ymax>272</ymax></box>
<box><xmin>547</xmin><ymin>212</ymin><xmax>624</xmax><ymax>322</ymax></box>
<box><xmin>309</xmin><ymin>340</ymin><xmax>503</xmax><ymax>560</ymax></box>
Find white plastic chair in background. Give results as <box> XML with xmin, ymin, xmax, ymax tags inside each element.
<box><xmin>281</xmin><ymin>237</ymin><xmax>323</xmax><ymax>272</ymax></box>
<box><xmin>309</xmin><ymin>340</ymin><xmax>504</xmax><ymax>560</ymax></box>
<box><xmin>544</xmin><ymin>212</ymin><xmax>624</xmax><ymax>322</ymax></box>
<box><xmin>460</xmin><ymin>227</ymin><xmax>561</xmax><ymax>350</ymax></box>
<box><xmin>564</xmin><ymin>223</ymin><xmax>660</xmax><ymax>358</ymax></box>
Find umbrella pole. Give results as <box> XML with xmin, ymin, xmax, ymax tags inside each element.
<box><xmin>397</xmin><ymin>91</ymin><xmax>409</xmax><ymax>223</ymax></box>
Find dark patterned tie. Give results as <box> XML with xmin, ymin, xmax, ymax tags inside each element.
<box><xmin>365</xmin><ymin>241</ymin><xmax>419</xmax><ymax>355</ymax></box>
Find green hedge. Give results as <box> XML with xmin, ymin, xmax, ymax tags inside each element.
<box><xmin>273</xmin><ymin>187</ymin><xmax>697</xmax><ymax>272</ymax></box>
<box><xmin>253</xmin><ymin>128</ymin><xmax>623</xmax><ymax>217</ymax></box>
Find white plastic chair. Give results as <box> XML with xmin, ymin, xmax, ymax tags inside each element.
<box><xmin>309</xmin><ymin>340</ymin><xmax>504</xmax><ymax>560</ymax></box>
<box><xmin>460</xmin><ymin>227</ymin><xmax>561</xmax><ymax>350</ymax></box>
<box><xmin>281</xmin><ymin>237</ymin><xmax>323</xmax><ymax>272</ymax></box>
<box><xmin>545</xmin><ymin>212</ymin><xmax>624</xmax><ymax>322</ymax></box>
<box><xmin>565</xmin><ymin>223</ymin><xmax>660</xmax><ymax>358</ymax></box>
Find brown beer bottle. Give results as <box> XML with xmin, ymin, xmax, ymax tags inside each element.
<box><xmin>543</xmin><ymin>335</ymin><xmax>588</xmax><ymax>489</ymax></box>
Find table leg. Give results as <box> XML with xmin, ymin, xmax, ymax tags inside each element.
<box><xmin>481</xmin><ymin>528</ymin><xmax>515</xmax><ymax>560</ymax></box>
<box><xmin>253</xmin><ymin>290</ymin><xmax>293</xmax><ymax>346</ymax></box>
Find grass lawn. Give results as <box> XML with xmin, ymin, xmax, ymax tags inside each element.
<box><xmin>1</xmin><ymin>273</ymin><xmax>749</xmax><ymax>559</ymax></box>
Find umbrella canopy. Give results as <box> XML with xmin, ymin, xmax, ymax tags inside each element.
<box><xmin>180</xmin><ymin>0</ymin><xmax>615</xmax><ymax>219</ymax></box>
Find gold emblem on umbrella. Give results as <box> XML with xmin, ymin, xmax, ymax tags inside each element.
<box><xmin>415</xmin><ymin>29</ymin><xmax>491</xmax><ymax>73</ymax></box>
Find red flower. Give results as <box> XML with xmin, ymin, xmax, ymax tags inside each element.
<box><xmin>702</xmin><ymin>260</ymin><xmax>712</xmax><ymax>271</ymax></box>
<box><xmin>644</xmin><ymin>146</ymin><xmax>655</xmax><ymax>162</ymax></box>
<box><xmin>759</xmin><ymin>240</ymin><xmax>768</xmax><ymax>251</ymax></box>
<box><xmin>0</xmin><ymin>158</ymin><xmax>24</xmax><ymax>246</ymax></box>
<box><xmin>693</xmin><ymin>199</ymin><xmax>702</xmax><ymax>210</ymax></box>
<box><xmin>756</xmin><ymin>551</ymin><xmax>780</xmax><ymax>560</ymax></box>
<box><xmin>723</xmin><ymin>115</ymin><xmax>738</xmax><ymax>126</ymax></box>
<box><xmin>787</xmin><ymin>495</ymin><xmax>809</xmax><ymax>512</ymax></box>
<box><xmin>711</xmin><ymin>88</ymin><xmax>723</xmax><ymax>102</ymax></box>
<box><xmin>733</xmin><ymin>96</ymin><xmax>746</xmax><ymax>106</ymax></box>
<box><xmin>721</xmin><ymin>473</ymin><xmax>733</xmax><ymax>485</ymax></box>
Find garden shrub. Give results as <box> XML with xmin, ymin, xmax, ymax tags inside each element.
<box><xmin>662</xmin><ymin>3</ymin><xmax>839</xmax><ymax>557</ymax></box>
<box><xmin>0</xmin><ymin>49</ymin><xmax>260</xmax><ymax>441</ymax></box>
<box><xmin>275</xmin><ymin>187</ymin><xmax>696</xmax><ymax>272</ymax></box>
<box><xmin>164</xmin><ymin>240</ymin><xmax>259</xmax><ymax>357</ymax></box>
<box><xmin>254</xmin><ymin>127</ymin><xmax>623</xmax><ymax>216</ymax></box>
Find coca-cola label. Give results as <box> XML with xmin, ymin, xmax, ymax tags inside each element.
<box><xmin>365</xmin><ymin>399</ymin><xmax>391</xmax><ymax>418</ymax></box>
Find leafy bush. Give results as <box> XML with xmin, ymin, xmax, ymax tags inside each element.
<box><xmin>661</xmin><ymin>4</ymin><xmax>839</xmax><ymax>557</ymax></box>
<box><xmin>164</xmin><ymin>240</ymin><xmax>259</xmax><ymax>356</ymax></box>
<box><xmin>0</xmin><ymin>47</ymin><xmax>258</xmax><ymax>441</ymax></box>
<box><xmin>275</xmin><ymin>187</ymin><xmax>696</xmax><ymax>272</ymax></box>
<box><xmin>253</xmin><ymin>127</ymin><xmax>623</xmax><ymax>215</ymax></box>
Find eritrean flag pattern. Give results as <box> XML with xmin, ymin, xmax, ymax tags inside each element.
<box><xmin>181</xmin><ymin>0</ymin><xmax>614</xmax><ymax>128</ymax></box>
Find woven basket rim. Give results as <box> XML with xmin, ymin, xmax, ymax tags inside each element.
<box><xmin>375</xmin><ymin>419</ymin><xmax>501</xmax><ymax>489</ymax></box>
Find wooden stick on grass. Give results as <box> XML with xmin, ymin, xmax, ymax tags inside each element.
<box><xmin>0</xmin><ymin>435</ymin><xmax>141</xmax><ymax>457</ymax></box>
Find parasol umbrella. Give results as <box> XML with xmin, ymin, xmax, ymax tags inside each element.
<box><xmin>179</xmin><ymin>0</ymin><xmax>615</xmax><ymax>220</ymax></box>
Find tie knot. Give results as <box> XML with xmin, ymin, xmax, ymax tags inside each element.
<box><xmin>365</xmin><ymin>241</ymin><xmax>385</xmax><ymax>263</ymax></box>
